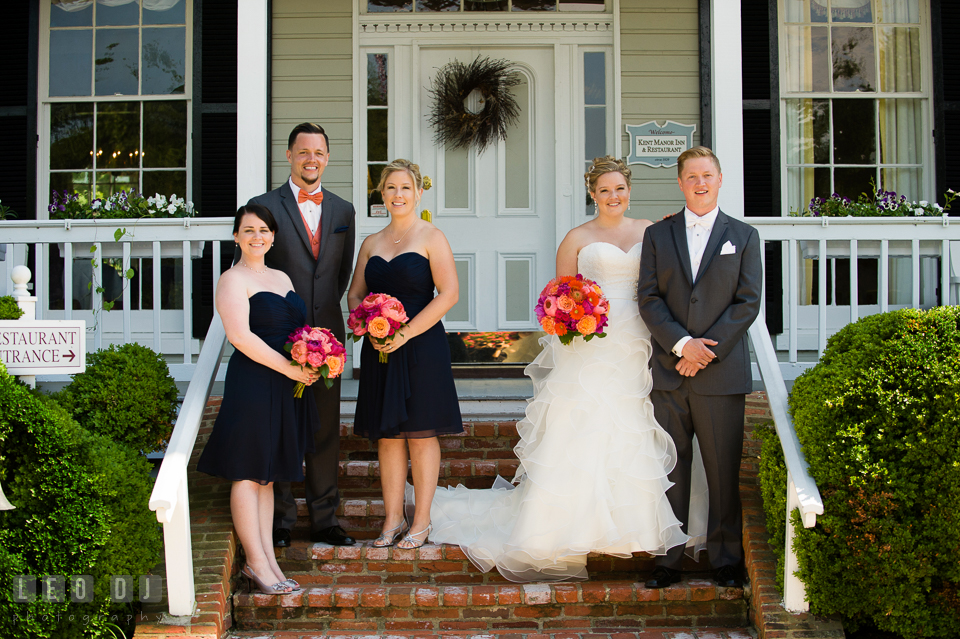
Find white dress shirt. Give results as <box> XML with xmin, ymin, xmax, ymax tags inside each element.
<box><xmin>288</xmin><ymin>178</ymin><xmax>323</xmax><ymax>234</ymax></box>
<box><xmin>672</xmin><ymin>205</ymin><xmax>720</xmax><ymax>357</ymax></box>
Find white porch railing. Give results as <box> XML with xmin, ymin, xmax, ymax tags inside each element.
<box><xmin>148</xmin><ymin>315</ymin><xmax>227</xmax><ymax>617</ymax></box>
<box><xmin>1</xmin><ymin>218</ymin><xmax>235</xmax><ymax>380</ymax></box>
<box><xmin>749</xmin><ymin>217</ymin><xmax>960</xmax><ymax>380</ymax></box>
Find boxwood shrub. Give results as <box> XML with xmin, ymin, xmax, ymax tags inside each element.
<box><xmin>0</xmin><ymin>362</ymin><xmax>162</xmax><ymax>638</ymax></box>
<box><xmin>55</xmin><ymin>343</ymin><xmax>178</xmax><ymax>454</ymax></box>
<box><xmin>757</xmin><ymin>307</ymin><xmax>960</xmax><ymax>637</ymax></box>
<box><xmin>0</xmin><ymin>296</ymin><xmax>24</xmax><ymax>320</ymax></box>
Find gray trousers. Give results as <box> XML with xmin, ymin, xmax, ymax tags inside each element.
<box><xmin>652</xmin><ymin>384</ymin><xmax>745</xmax><ymax>570</ymax></box>
<box><xmin>273</xmin><ymin>377</ymin><xmax>341</xmax><ymax>532</ymax></box>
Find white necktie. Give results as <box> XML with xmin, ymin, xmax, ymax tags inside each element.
<box><xmin>687</xmin><ymin>216</ymin><xmax>710</xmax><ymax>277</ymax></box>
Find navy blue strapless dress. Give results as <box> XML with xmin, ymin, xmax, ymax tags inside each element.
<box><xmin>354</xmin><ymin>252</ymin><xmax>463</xmax><ymax>441</ymax></box>
<box><xmin>197</xmin><ymin>290</ymin><xmax>320</xmax><ymax>484</ymax></box>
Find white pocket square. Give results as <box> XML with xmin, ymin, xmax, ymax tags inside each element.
<box><xmin>720</xmin><ymin>241</ymin><xmax>736</xmax><ymax>255</ymax></box>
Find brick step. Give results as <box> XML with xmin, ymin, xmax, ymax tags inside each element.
<box><xmin>286</xmin><ymin>459</ymin><xmax>523</xmax><ymax>501</ymax></box>
<box><xmin>337</xmin><ymin>421</ymin><xmax>523</xmax><ymax>462</ymax></box>
<box><xmin>231</xmin><ymin>578</ymin><xmax>748</xmax><ymax>633</ymax></box>
<box><xmin>227</xmin><ymin>629</ymin><xmax>754</xmax><ymax>639</ymax></box>
<box><xmin>274</xmin><ymin>539</ymin><xmax>712</xmax><ymax>586</ymax></box>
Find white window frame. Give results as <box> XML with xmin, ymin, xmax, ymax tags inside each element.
<box><xmin>37</xmin><ymin>0</ymin><xmax>195</xmax><ymax>221</ymax></box>
<box><xmin>777</xmin><ymin>0</ymin><xmax>935</xmax><ymax>215</ymax></box>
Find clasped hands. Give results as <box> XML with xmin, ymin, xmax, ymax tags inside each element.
<box><xmin>676</xmin><ymin>338</ymin><xmax>718</xmax><ymax>377</ymax></box>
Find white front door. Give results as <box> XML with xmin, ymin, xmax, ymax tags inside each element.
<box><xmin>418</xmin><ymin>46</ymin><xmax>556</xmax><ymax>332</ymax></box>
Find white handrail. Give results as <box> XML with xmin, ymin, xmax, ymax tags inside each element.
<box><xmin>749</xmin><ymin>318</ymin><xmax>824</xmax><ymax>613</ymax></box>
<box><xmin>148</xmin><ymin>315</ymin><xmax>227</xmax><ymax>617</ymax></box>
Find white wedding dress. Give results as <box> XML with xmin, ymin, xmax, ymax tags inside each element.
<box><xmin>426</xmin><ymin>242</ymin><xmax>709</xmax><ymax>582</ymax></box>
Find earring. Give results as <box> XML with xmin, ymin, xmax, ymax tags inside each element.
<box><xmin>627</xmin><ymin>201</ymin><xmax>631</xmax><ymax>212</ymax></box>
<box><xmin>594</xmin><ymin>202</ymin><xmax>598</xmax><ymax>215</ymax></box>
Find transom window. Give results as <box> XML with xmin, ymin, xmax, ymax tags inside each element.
<box><xmin>780</xmin><ymin>0</ymin><xmax>928</xmax><ymax>209</ymax></box>
<box><xmin>366</xmin><ymin>0</ymin><xmax>605</xmax><ymax>12</ymax></box>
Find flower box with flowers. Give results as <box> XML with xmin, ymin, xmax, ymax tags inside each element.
<box><xmin>791</xmin><ymin>187</ymin><xmax>957</xmax><ymax>260</ymax></box>
<box><xmin>50</xmin><ymin>190</ymin><xmax>204</xmax><ymax>259</ymax></box>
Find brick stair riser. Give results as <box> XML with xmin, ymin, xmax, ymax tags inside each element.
<box><xmin>232</xmin><ymin>581</ymin><xmax>747</xmax><ymax>633</ymax></box>
<box><xmin>273</xmin><ymin>543</ymin><xmax>709</xmax><ymax>586</ymax></box>
<box><xmin>336</xmin><ymin>422</ymin><xmax>522</xmax><ymax>462</ymax></box>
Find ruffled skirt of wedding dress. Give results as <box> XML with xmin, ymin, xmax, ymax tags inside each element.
<box><xmin>425</xmin><ymin>298</ymin><xmax>709</xmax><ymax>582</ymax></box>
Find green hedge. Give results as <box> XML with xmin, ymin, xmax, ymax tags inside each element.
<box><xmin>0</xmin><ymin>296</ymin><xmax>24</xmax><ymax>320</ymax></box>
<box><xmin>0</xmin><ymin>362</ymin><xmax>162</xmax><ymax>638</ymax></box>
<box><xmin>55</xmin><ymin>343</ymin><xmax>179</xmax><ymax>454</ymax></box>
<box><xmin>757</xmin><ymin>307</ymin><xmax>960</xmax><ymax>637</ymax></box>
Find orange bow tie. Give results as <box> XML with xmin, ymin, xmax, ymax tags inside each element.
<box><xmin>298</xmin><ymin>189</ymin><xmax>323</xmax><ymax>205</ymax></box>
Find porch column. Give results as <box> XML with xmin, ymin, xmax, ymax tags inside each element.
<box><xmin>237</xmin><ymin>0</ymin><xmax>269</xmax><ymax>206</ymax></box>
<box><xmin>711</xmin><ymin>0</ymin><xmax>745</xmax><ymax>218</ymax></box>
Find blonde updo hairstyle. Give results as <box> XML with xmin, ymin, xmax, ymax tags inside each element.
<box><xmin>584</xmin><ymin>156</ymin><xmax>632</xmax><ymax>197</ymax></box>
<box><xmin>377</xmin><ymin>159</ymin><xmax>424</xmax><ymax>207</ymax></box>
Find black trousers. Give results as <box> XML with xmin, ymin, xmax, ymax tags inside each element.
<box><xmin>652</xmin><ymin>384</ymin><xmax>745</xmax><ymax>570</ymax></box>
<box><xmin>273</xmin><ymin>377</ymin><xmax>341</xmax><ymax>532</ymax></box>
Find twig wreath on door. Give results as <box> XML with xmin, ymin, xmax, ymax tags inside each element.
<box><xmin>428</xmin><ymin>56</ymin><xmax>522</xmax><ymax>153</ymax></box>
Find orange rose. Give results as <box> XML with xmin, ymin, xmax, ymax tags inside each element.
<box><xmin>368</xmin><ymin>316</ymin><xmax>391</xmax><ymax>339</ymax></box>
<box><xmin>577</xmin><ymin>315</ymin><xmax>597</xmax><ymax>335</ymax></box>
<box><xmin>326</xmin><ymin>355</ymin><xmax>344</xmax><ymax>377</ymax></box>
<box><xmin>554</xmin><ymin>323</ymin><xmax>568</xmax><ymax>336</ymax></box>
<box><xmin>557</xmin><ymin>295</ymin><xmax>575</xmax><ymax>313</ymax></box>
<box><xmin>540</xmin><ymin>316</ymin><xmax>557</xmax><ymax>335</ymax></box>
<box><xmin>569</xmin><ymin>305</ymin><xmax>585</xmax><ymax>320</ymax></box>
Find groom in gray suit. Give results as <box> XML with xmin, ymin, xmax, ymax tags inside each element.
<box><xmin>638</xmin><ymin>146</ymin><xmax>762</xmax><ymax>588</ymax></box>
<box><xmin>246</xmin><ymin>122</ymin><xmax>357</xmax><ymax>547</ymax></box>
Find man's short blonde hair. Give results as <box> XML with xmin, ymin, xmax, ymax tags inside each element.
<box><xmin>677</xmin><ymin>146</ymin><xmax>721</xmax><ymax>177</ymax></box>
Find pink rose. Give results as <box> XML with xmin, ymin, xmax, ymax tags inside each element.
<box><xmin>380</xmin><ymin>298</ymin><xmax>408</xmax><ymax>323</ymax></box>
<box><xmin>306</xmin><ymin>351</ymin><xmax>325</xmax><ymax>368</ymax></box>
<box><xmin>352</xmin><ymin>322</ymin><xmax>368</xmax><ymax>337</ymax></box>
<box><xmin>326</xmin><ymin>355</ymin><xmax>344</xmax><ymax>377</ymax></box>
<box><xmin>290</xmin><ymin>341</ymin><xmax>309</xmax><ymax>364</ymax></box>
<box><xmin>361</xmin><ymin>294</ymin><xmax>380</xmax><ymax>311</ymax></box>
<box><xmin>307</xmin><ymin>328</ymin><xmax>325</xmax><ymax>341</ymax></box>
<box><xmin>542</xmin><ymin>296</ymin><xmax>558</xmax><ymax>317</ymax></box>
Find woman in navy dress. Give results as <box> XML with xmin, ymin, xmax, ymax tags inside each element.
<box><xmin>348</xmin><ymin>159</ymin><xmax>463</xmax><ymax>549</ymax></box>
<box><xmin>197</xmin><ymin>204</ymin><xmax>321</xmax><ymax>595</ymax></box>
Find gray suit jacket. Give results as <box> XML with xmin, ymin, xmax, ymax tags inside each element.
<box><xmin>637</xmin><ymin>210</ymin><xmax>762</xmax><ymax>395</ymax></box>
<box><xmin>245</xmin><ymin>183</ymin><xmax>356</xmax><ymax>342</ymax></box>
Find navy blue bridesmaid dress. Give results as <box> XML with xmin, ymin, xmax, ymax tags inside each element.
<box><xmin>354</xmin><ymin>252</ymin><xmax>463</xmax><ymax>441</ymax></box>
<box><xmin>197</xmin><ymin>290</ymin><xmax>320</xmax><ymax>484</ymax></box>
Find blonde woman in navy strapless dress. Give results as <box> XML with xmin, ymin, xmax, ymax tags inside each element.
<box><xmin>348</xmin><ymin>159</ymin><xmax>463</xmax><ymax>550</ymax></box>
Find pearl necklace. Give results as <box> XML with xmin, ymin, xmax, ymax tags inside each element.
<box><xmin>239</xmin><ymin>260</ymin><xmax>267</xmax><ymax>274</ymax></box>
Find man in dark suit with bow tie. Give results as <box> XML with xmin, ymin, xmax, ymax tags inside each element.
<box><xmin>638</xmin><ymin>146</ymin><xmax>762</xmax><ymax>588</ymax></box>
<box><xmin>245</xmin><ymin>122</ymin><xmax>357</xmax><ymax>547</ymax></box>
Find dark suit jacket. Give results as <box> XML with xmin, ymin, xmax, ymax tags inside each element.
<box><xmin>244</xmin><ymin>183</ymin><xmax>356</xmax><ymax>342</ymax></box>
<box><xmin>637</xmin><ymin>210</ymin><xmax>762</xmax><ymax>395</ymax></box>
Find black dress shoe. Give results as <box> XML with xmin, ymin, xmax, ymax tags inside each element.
<box><xmin>644</xmin><ymin>566</ymin><xmax>682</xmax><ymax>589</ymax></box>
<box><xmin>310</xmin><ymin>525</ymin><xmax>356</xmax><ymax>546</ymax></box>
<box><xmin>714</xmin><ymin>565</ymin><xmax>744</xmax><ymax>588</ymax></box>
<box><xmin>273</xmin><ymin>528</ymin><xmax>292</xmax><ymax>548</ymax></box>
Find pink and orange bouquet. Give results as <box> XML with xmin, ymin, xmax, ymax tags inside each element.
<box><xmin>535</xmin><ymin>275</ymin><xmax>609</xmax><ymax>346</ymax></box>
<box><xmin>348</xmin><ymin>293</ymin><xmax>409</xmax><ymax>363</ymax></box>
<box><xmin>285</xmin><ymin>325</ymin><xmax>346</xmax><ymax>396</ymax></box>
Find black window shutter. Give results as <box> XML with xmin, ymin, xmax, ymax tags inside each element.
<box><xmin>741</xmin><ymin>0</ymin><xmax>783</xmax><ymax>334</ymax></box>
<box><xmin>0</xmin><ymin>1</ymin><xmax>37</xmax><ymax>221</ymax></box>
<box><xmin>934</xmin><ymin>1</ymin><xmax>960</xmax><ymax>199</ymax></box>
<box><xmin>192</xmin><ymin>0</ymin><xmax>238</xmax><ymax>339</ymax></box>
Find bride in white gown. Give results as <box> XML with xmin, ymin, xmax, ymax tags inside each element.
<box><xmin>424</xmin><ymin>157</ymin><xmax>709</xmax><ymax>582</ymax></box>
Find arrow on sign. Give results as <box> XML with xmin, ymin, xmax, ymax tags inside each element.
<box><xmin>65</xmin><ymin>350</ymin><xmax>76</xmax><ymax>362</ymax></box>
